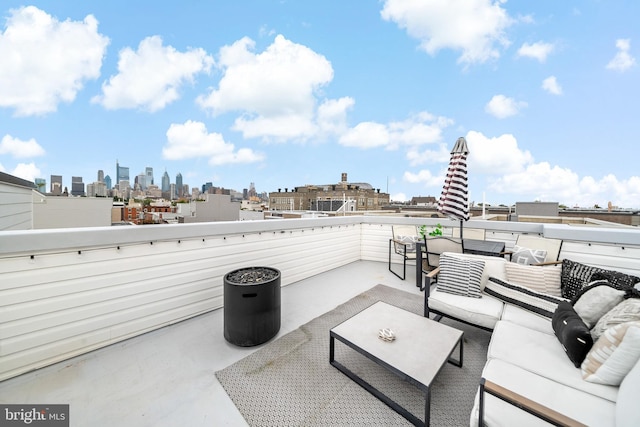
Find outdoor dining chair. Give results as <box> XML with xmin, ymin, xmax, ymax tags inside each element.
<box><xmin>388</xmin><ymin>225</ymin><xmax>420</xmax><ymax>280</ymax></box>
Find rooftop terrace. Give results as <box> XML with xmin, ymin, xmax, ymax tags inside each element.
<box><xmin>1</xmin><ymin>216</ymin><xmax>639</xmax><ymax>426</ymax></box>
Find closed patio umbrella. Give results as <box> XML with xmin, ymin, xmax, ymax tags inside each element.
<box><xmin>438</xmin><ymin>137</ymin><xmax>470</xmax><ymax>238</ymax></box>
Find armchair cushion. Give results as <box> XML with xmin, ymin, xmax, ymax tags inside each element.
<box><xmin>581</xmin><ymin>321</ymin><xmax>640</xmax><ymax>385</ymax></box>
<box><xmin>510</xmin><ymin>244</ymin><xmax>547</xmax><ymax>265</ymax></box>
<box><xmin>552</xmin><ymin>301</ymin><xmax>594</xmax><ymax>368</ymax></box>
<box><xmin>428</xmin><ymin>291</ymin><xmax>504</xmax><ymax>330</ymax></box>
<box><xmin>435</xmin><ymin>253</ymin><xmax>484</xmax><ymax>298</ymax></box>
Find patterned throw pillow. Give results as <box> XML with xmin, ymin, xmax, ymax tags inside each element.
<box><xmin>560</xmin><ymin>259</ymin><xmax>640</xmax><ymax>300</ymax></box>
<box><xmin>572</xmin><ymin>283</ymin><xmax>626</xmax><ymax>329</ymax></box>
<box><xmin>435</xmin><ymin>253</ymin><xmax>484</xmax><ymax>298</ymax></box>
<box><xmin>581</xmin><ymin>321</ymin><xmax>640</xmax><ymax>385</ymax></box>
<box><xmin>560</xmin><ymin>259</ymin><xmax>605</xmax><ymax>299</ymax></box>
<box><xmin>485</xmin><ymin>277</ymin><xmax>567</xmax><ymax>318</ymax></box>
<box><xmin>504</xmin><ymin>262</ymin><xmax>562</xmax><ymax>296</ymax></box>
<box><xmin>592</xmin><ymin>299</ymin><xmax>640</xmax><ymax>340</ymax></box>
<box><xmin>511</xmin><ymin>245</ymin><xmax>547</xmax><ymax>265</ymax></box>
<box><xmin>591</xmin><ymin>270</ymin><xmax>640</xmax><ymax>292</ymax></box>
<box><xmin>552</xmin><ymin>301</ymin><xmax>594</xmax><ymax>367</ymax></box>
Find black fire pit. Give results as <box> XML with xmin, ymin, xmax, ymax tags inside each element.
<box><xmin>223</xmin><ymin>266</ymin><xmax>281</xmax><ymax>346</ymax></box>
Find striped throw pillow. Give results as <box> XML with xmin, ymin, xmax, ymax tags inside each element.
<box><xmin>582</xmin><ymin>321</ymin><xmax>640</xmax><ymax>385</ymax></box>
<box><xmin>485</xmin><ymin>276</ymin><xmax>567</xmax><ymax>318</ymax></box>
<box><xmin>435</xmin><ymin>253</ymin><xmax>484</xmax><ymax>298</ymax></box>
<box><xmin>504</xmin><ymin>262</ymin><xmax>562</xmax><ymax>296</ymax></box>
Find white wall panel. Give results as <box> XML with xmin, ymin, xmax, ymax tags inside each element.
<box><xmin>1</xmin><ymin>217</ymin><xmax>640</xmax><ymax>381</ymax></box>
<box><xmin>0</xmin><ymin>222</ymin><xmax>361</xmax><ymax>380</ymax></box>
<box><xmin>0</xmin><ymin>184</ymin><xmax>32</xmax><ymax>231</ymax></box>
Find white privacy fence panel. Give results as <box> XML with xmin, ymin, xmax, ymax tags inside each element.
<box><xmin>1</xmin><ymin>216</ymin><xmax>639</xmax><ymax>381</ymax></box>
<box><xmin>0</xmin><ymin>222</ymin><xmax>359</xmax><ymax>381</ymax></box>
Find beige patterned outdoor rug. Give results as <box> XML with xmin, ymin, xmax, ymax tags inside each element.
<box><xmin>216</xmin><ymin>284</ymin><xmax>491</xmax><ymax>426</ymax></box>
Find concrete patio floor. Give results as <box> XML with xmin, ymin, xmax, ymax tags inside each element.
<box><xmin>0</xmin><ymin>260</ymin><xmax>420</xmax><ymax>427</ymax></box>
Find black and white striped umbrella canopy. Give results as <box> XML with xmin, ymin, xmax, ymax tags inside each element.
<box><xmin>438</xmin><ymin>137</ymin><xmax>470</xmax><ymax>222</ymax></box>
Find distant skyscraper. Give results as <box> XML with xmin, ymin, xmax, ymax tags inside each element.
<box><xmin>146</xmin><ymin>167</ymin><xmax>154</xmax><ymax>185</ymax></box>
<box><xmin>97</xmin><ymin>170</ymin><xmax>104</xmax><ymax>183</ymax></box>
<box><xmin>176</xmin><ymin>173</ymin><xmax>183</xmax><ymax>197</ymax></box>
<box><xmin>50</xmin><ymin>175</ymin><xmax>62</xmax><ymax>195</ymax></box>
<box><xmin>136</xmin><ymin>173</ymin><xmax>147</xmax><ymax>190</ymax></box>
<box><xmin>104</xmin><ymin>175</ymin><xmax>112</xmax><ymax>190</ymax></box>
<box><xmin>161</xmin><ymin>171</ymin><xmax>170</xmax><ymax>193</ymax></box>
<box><xmin>116</xmin><ymin>161</ymin><xmax>129</xmax><ymax>186</ymax></box>
<box><xmin>34</xmin><ymin>178</ymin><xmax>46</xmax><ymax>193</ymax></box>
<box><xmin>71</xmin><ymin>176</ymin><xmax>85</xmax><ymax>196</ymax></box>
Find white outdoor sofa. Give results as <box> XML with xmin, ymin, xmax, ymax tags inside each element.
<box><xmin>422</xmin><ymin>252</ymin><xmax>640</xmax><ymax>427</ymax></box>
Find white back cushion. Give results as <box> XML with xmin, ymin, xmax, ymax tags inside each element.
<box><xmin>617</xmin><ymin>356</ymin><xmax>640</xmax><ymax>426</ymax></box>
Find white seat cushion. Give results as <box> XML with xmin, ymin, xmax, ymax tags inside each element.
<box><xmin>488</xmin><ymin>320</ymin><xmax>619</xmax><ymax>402</ymax></box>
<box><xmin>470</xmin><ymin>358</ymin><xmax>616</xmax><ymax>427</ymax></box>
<box><xmin>500</xmin><ymin>304</ymin><xmax>554</xmax><ymax>335</ymax></box>
<box><xmin>428</xmin><ymin>289</ymin><xmax>503</xmax><ymax>329</ymax></box>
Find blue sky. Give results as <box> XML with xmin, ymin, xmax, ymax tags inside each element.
<box><xmin>1</xmin><ymin>1</ymin><xmax>639</xmax><ymax>208</ymax></box>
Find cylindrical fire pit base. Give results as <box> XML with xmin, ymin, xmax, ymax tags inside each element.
<box><xmin>223</xmin><ymin>266</ymin><xmax>281</xmax><ymax>347</ymax></box>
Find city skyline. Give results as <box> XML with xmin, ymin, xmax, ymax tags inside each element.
<box><xmin>1</xmin><ymin>2</ymin><xmax>639</xmax><ymax>208</ymax></box>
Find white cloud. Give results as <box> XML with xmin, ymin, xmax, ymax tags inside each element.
<box><xmin>406</xmin><ymin>144</ymin><xmax>451</xmax><ymax>167</ymax></box>
<box><xmin>606</xmin><ymin>39</ymin><xmax>636</xmax><ymax>72</ymax></box>
<box><xmin>381</xmin><ymin>0</ymin><xmax>513</xmax><ymax>64</ymax></box>
<box><xmin>465</xmin><ymin>130</ymin><xmax>533</xmax><ymax>174</ymax></box>
<box><xmin>316</xmin><ymin>97</ymin><xmax>355</xmax><ymax>136</ymax></box>
<box><xmin>197</xmin><ymin>35</ymin><xmax>342</xmax><ymax>142</ymax></box>
<box><xmin>403</xmin><ymin>169</ymin><xmax>443</xmax><ymax>187</ymax></box>
<box><xmin>542</xmin><ymin>76</ymin><xmax>562</xmax><ymax>95</ymax></box>
<box><xmin>488</xmin><ymin>162</ymin><xmax>579</xmax><ymax>201</ymax></box>
<box><xmin>464</xmin><ymin>130</ymin><xmax>640</xmax><ymax>208</ymax></box>
<box><xmin>517</xmin><ymin>41</ymin><xmax>554</xmax><ymax>62</ymax></box>
<box><xmin>339</xmin><ymin>112</ymin><xmax>453</xmax><ymax>150</ymax></box>
<box><xmin>387</xmin><ymin>112</ymin><xmax>454</xmax><ymax>149</ymax></box>
<box><xmin>485</xmin><ymin>94</ymin><xmax>527</xmax><ymax>118</ymax></box>
<box><xmin>486</xmin><ymin>164</ymin><xmax>640</xmax><ymax>208</ymax></box>
<box><xmin>92</xmin><ymin>36</ymin><xmax>213</xmax><ymax>111</ymax></box>
<box><xmin>0</xmin><ymin>6</ymin><xmax>109</xmax><ymax>116</ymax></box>
<box><xmin>0</xmin><ymin>135</ymin><xmax>46</xmax><ymax>158</ymax></box>
<box><xmin>339</xmin><ymin>122</ymin><xmax>390</xmax><ymax>148</ymax></box>
<box><xmin>162</xmin><ymin>120</ymin><xmax>264</xmax><ymax>166</ymax></box>
<box><xmin>10</xmin><ymin>162</ymin><xmax>41</xmax><ymax>182</ymax></box>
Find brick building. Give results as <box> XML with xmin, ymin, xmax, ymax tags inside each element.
<box><xmin>269</xmin><ymin>173</ymin><xmax>389</xmax><ymax>212</ymax></box>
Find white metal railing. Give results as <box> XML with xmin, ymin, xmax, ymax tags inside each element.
<box><xmin>1</xmin><ymin>216</ymin><xmax>640</xmax><ymax>381</ymax></box>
